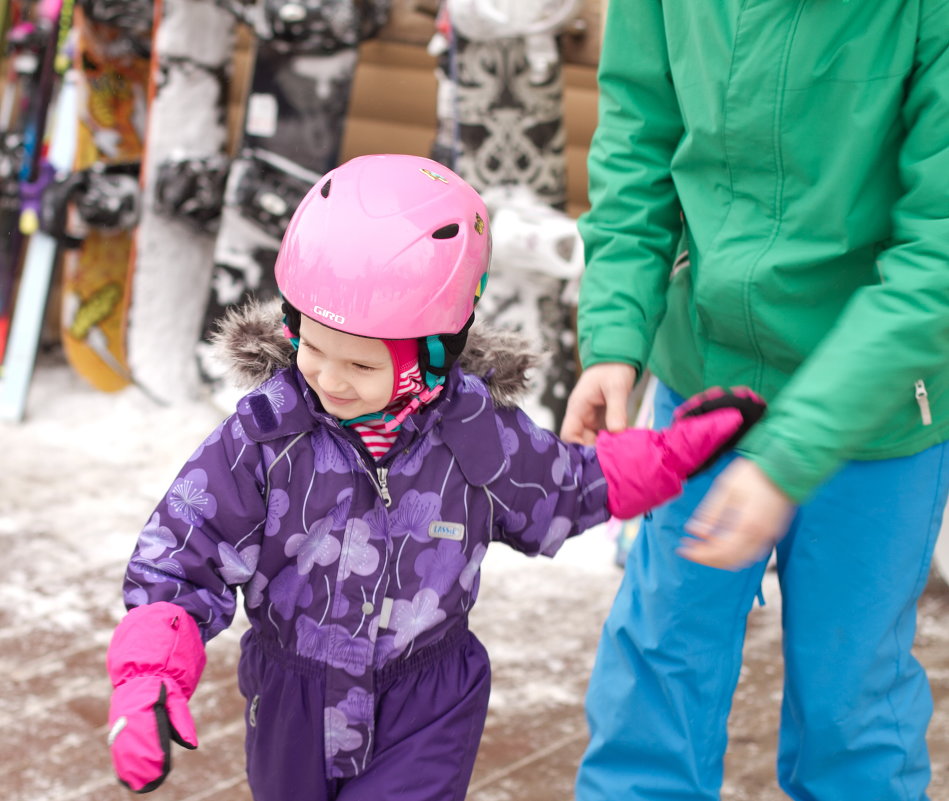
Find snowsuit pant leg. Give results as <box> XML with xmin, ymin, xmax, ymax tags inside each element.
<box><xmin>237</xmin><ymin>629</ymin><xmax>339</xmax><ymax>801</ymax></box>
<box><xmin>576</xmin><ymin>383</ymin><xmax>767</xmax><ymax>801</ymax></box>
<box><xmin>336</xmin><ymin>626</ymin><xmax>492</xmax><ymax>801</ymax></box>
<box><xmin>775</xmin><ymin>441</ymin><xmax>949</xmax><ymax>801</ymax></box>
<box><xmin>576</xmin><ymin>380</ymin><xmax>949</xmax><ymax>801</ymax></box>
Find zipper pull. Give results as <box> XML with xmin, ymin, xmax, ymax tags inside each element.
<box><xmin>376</xmin><ymin>466</ymin><xmax>392</xmax><ymax>507</ymax></box>
<box><xmin>915</xmin><ymin>380</ymin><xmax>932</xmax><ymax>426</ymax></box>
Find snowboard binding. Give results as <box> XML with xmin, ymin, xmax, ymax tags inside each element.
<box><xmin>154</xmin><ymin>155</ymin><xmax>230</xmax><ymax>230</ymax></box>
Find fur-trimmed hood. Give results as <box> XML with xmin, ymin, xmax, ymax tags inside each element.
<box><xmin>210</xmin><ymin>298</ymin><xmax>544</xmax><ymax>407</ymax></box>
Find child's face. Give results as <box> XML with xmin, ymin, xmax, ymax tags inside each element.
<box><xmin>297</xmin><ymin>316</ymin><xmax>394</xmax><ymax>419</ymax></box>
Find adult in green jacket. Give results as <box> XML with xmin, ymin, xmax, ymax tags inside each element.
<box><xmin>562</xmin><ymin>1</ymin><xmax>949</xmax><ymax>799</ymax></box>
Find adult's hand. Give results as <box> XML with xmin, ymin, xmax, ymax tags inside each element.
<box><xmin>561</xmin><ymin>362</ymin><xmax>638</xmax><ymax>445</ymax></box>
<box><xmin>680</xmin><ymin>457</ymin><xmax>795</xmax><ymax>570</ymax></box>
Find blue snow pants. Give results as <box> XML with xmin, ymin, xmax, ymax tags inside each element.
<box><xmin>576</xmin><ymin>381</ymin><xmax>949</xmax><ymax>801</ymax></box>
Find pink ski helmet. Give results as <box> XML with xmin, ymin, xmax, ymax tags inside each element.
<box><xmin>274</xmin><ymin>153</ymin><xmax>491</xmax><ymax>341</ymax></box>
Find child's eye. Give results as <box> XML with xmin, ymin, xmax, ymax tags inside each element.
<box><xmin>353</xmin><ymin>363</ymin><xmax>376</xmax><ymax>372</ymax></box>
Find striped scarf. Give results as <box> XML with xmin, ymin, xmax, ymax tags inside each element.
<box><xmin>345</xmin><ymin>362</ymin><xmax>428</xmax><ymax>459</ymax></box>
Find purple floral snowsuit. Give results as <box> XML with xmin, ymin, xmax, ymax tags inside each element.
<box><xmin>124</xmin><ymin>364</ymin><xmax>609</xmax><ymax>800</ymax></box>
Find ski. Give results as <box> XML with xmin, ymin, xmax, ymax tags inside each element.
<box><xmin>0</xmin><ymin>64</ymin><xmax>78</xmax><ymax>421</ymax></box>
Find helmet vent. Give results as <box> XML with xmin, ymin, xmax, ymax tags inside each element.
<box><xmin>320</xmin><ymin>179</ymin><xmax>332</xmax><ymax>198</ymax></box>
<box><xmin>432</xmin><ymin>224</ymin><xmax>459</xmax><ymax>240</ymax></box>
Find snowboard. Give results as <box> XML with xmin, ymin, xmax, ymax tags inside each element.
<box><xmin>429</xmin><ymin>0</ymin><xmax>581</xmax><ymax>431</ymax></box>
<box><xmin>196</xmin><ymin>0</ymin><xmax>391</xmax><ymax>409</ymax></box>
<box><xmin>59</xmin><ymin>2</ymin><xmax>151</xmax><ymax>392</ymax></box>
<box><xmin>124</xmin><ymin>0</ymin><xmax>234</xmax><ymax>403</ymax></box>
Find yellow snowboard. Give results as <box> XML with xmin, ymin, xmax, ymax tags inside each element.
<box><xmin>60</xmin><ymin>8</ymin><xmax>150</xmax><ymax>392</ymax></box>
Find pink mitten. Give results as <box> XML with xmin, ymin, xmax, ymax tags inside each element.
<box><xmin>597</xmin><ymin>387</ymin><xmax>766</xmax><ymax>520</ymax></box>
<box><xmin>107</xmin><ymin>602</ymin><xmax>207</xmax><ymax>793</ymax></box>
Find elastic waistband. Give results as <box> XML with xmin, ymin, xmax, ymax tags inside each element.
<box><xmin>245</xmin><ymin>622</ymin><xmax>471</xmax><ymax>683</ymax></box>
<box><xmin>376</xmin><ymin>622</ymin><xmax>470</xmax><ymax>686</ymax></box>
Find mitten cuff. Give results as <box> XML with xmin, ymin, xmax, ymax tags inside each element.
<box><xmin>107</xmin><ymin>602</ymin><xmax>207</xmax><ymax>698</ymax></box>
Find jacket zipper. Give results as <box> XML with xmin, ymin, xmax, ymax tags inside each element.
<box><xmin>915</xmin><ymin>379</ymin><xmax>932</xmax><ymax>426</ymax></box>
<box><xmin>375</xmin><ymin>466</ymin><xmax>392</xmax><ymax>507</ymax></box>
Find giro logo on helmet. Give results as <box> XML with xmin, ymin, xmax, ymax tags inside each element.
<box><xmin>312</xmin><ymin>305</ymin><xmax>346</xmax><ymax>325</ymax></box>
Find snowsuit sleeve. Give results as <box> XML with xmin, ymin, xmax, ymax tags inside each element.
<box><xmin>486</xmin><ymin>406</ymin><xmax>610</xmax><ymax>557</ymax></box>
<box><xmin>122</xmin><ymin>415</ymin><xmax>268</xmax><ymax>641</ymax></box>
<box><xmin>576</xmin><ymin>0</ymin><xmax>684</xmax><ymax>372</ymax></box>
<box><xmin>740</xmin><ymin>2</ymin><xmax>949</xmax><ymax>501</ymax></box>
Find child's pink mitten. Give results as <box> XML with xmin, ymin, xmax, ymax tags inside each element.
<box><xmin>106</xmin><ymin>602</ymin><xmax>207</xmax><ymax>793</ymax></box>
<box><xmin>597</xmin><ymin>387</ymin><xmax>766</xmax><ymax>520</ymax></box>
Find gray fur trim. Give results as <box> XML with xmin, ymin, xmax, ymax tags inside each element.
<box><xmin>210</xmin><ymin>298</ymin><xmax>545</xmax><ymax>405</ymax></box>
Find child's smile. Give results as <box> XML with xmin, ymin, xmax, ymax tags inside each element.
<box><xmin>296</xmin><ymin>315</ymin><xmax>395</xmax><ymax>420</ymax></box>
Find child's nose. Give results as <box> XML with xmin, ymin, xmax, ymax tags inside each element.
<box><xmin>318</xmin><ymin>364</ymin><xmax>348</xmax><ymax>393</ymax></box>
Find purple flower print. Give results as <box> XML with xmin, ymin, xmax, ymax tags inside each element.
<box><xmin>459</xmin><ymin>373</ymin><xmax>490</xmax><ymax>399</ymax></box>
<box><xmin>389</xmin><ymin>589</ymin><xmax>446</xmax><ymax>651</ymax></box>
<box><xmin>521</xmin><ymin>493</ymin><xmax>560</xmax><ymax>544</ymax></box>
<box><xmin>330</xmin><ymin>636</ymin><xmax>376</xmax><ymax>678</ymax></box>
<box><xmin>270</xmin><ymin>565</ymin><xmax>315</xmax><ymax>619</ymax></box>
<box><xmin>497</xmin><ymin>506</ymin><xmax>528</xmax><ymax>532</ymax></box>
<box><xmin>324</xmin><ymin>707</ymin><xmax>363</xmax><ymax>758</ymax></box>
<box><xmin>312</xmin><ymin>427</ymin><xmax>352</xmax><ymax>474</ymax></box>
<box><xmin>218</xmin><ymin>543</ymin><xmax>260</xmax><ymax>585</ymax></box>
<box><xmin>364</xmin><ymin>498</ymin><xmax>388</xmax><ymax>541</ymax></box>
<box><xmin>370</xmin><ymin>633</ymin><xmax>401</xmax><ymax>667</ymax></box>
<box><xmin>330</xmin><ymin>488</ymin><xmax>354</xmax><ymax>530</ymax></box>
<box><xmin>296</xmin><ymin>619</ymin><xmax>373</xmax><ymax>676</ymax></box>
<box><xmin>516</xmin><ymin>408</ymin><xmax>554</xmax><ymax>454</ymax></box>
<box><xmin>238</xmin><ymin>376</ymin><xmax>299</xmax><ymax>422</ymax></box>
<box><xmin>245</xmin><ymin>572</ymin><xmax>269</xmax><ymax>609</ymax></box>
<box><xmin>166</xmin><ymin>469</ymin><xmax>218</xmax><ymax>527</ymax></box>
<box><xmin>337</xmin><ymin>687</ymin><xmax>373</xmax><ymax>728</ymax></box>
<box><xmin>128</xmin><ymin>556</ymin><xmax>185</xmax><ymax>584</ymax></box>
<box><xmin>253</xmin><ymin>444</ymin><xmax>278</xmax><ymax>486</ymax></box>
<box><xmin>389</xmin><ymin>490</ymin><xmax>442</xmax><ymax>542</ymax></box>
<box><xmin>551</xmin><ymin>441</ymin><xmax>578</xmax><ymax>488</ymax></box>
<box><xmin>390</xmin><ymin>433</ymin><xmax>434</xmax><ymax>477</ymax></box>
<box><xmin>414</xmin><ymin>540</ymin><xmax>466</xmax><ymax>595</ymax></box>
<box><xmin>285</xmin><ymin>517</ymin><xmax>341</xmax><ymax>574</ymax></box>
<box><xmin>230</xmin><ymin>416</ymin><xmax>248</xmax><ymax>444</ymax></box>
<box><xmin>496</xmin><ymin>418</ymin><xmax>519</xmax><ymax>462</ymax></box>
<box><xmin>187</xmin><ymin>423</ymin><xmax>223</xmax><ymax>462</ymax></box>
<box><xmin>265</xmin><ymin>488</ymin><xmax>290</xmax><ymax>537</ymax></box>
<box><xmin>459</xmin><ymin>543</ymin><xmax>487</xmax><ymax>591</ymax></box>
<box><xmin>138</xmin><ymin>513</ymin><xmax>176</xmax><ymax>559</ymax></box>
<box><xmin>339</xmin><ymin>519</ymin><xmax>379</xmax><ymax>580</ymax></box>
<box><xmin>539</xmin><ymin>517</ymin><xmax>572</xmax><ymax>555</ymax></box>
<box><xmin>125</xmin><ymin>587</ymin><xmax>149</xmax><ymax>607</ymax></box>
<box><xmin>195</xmin><ymin>587</ymin><xmax>236</xmax><ymax>638</ymax></box>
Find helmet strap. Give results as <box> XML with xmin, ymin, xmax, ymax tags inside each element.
<box><xmin>419</xmin><ymin>313</ymin><xmax>475</xmax><ymax>390</ymax></box>
<box><xmin>281</xmin><ymin>299</ymin><xmax>301</xmax><ymax>350</ymax></box>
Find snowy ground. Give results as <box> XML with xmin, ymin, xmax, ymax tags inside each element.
<box><xmin>3</xmin><ymin>350</ymin><xmax>949</xmax><ymax>800</ymax></box>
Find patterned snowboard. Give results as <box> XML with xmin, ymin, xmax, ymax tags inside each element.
<box><xmin>125</xmin><ymin>0</ymin><xmax>234</xmax><ymax>402</ymax></box>
<box><xmin>59</xmin><ymin>5</ymin><xmax>151</xmax><ymax>392</ymax></box>
<box><xmin>432</xmin><ymin>23</ymin><xmax>575</xmax><ymax>430</ymax></box>
<box><xmin>194</xmin><ymin>1</ymin><xmax>391</xmax><ymax>409</ymax></box>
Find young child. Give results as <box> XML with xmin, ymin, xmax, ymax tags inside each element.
<box><xmin>105</xmin><ymin>154</ymin><xmax>764</xmax><ymax>799</ymax></box>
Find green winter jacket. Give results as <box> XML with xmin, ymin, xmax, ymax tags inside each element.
<box><xmin>577</xmin><ymin>0</ymin><xmax>949</xmax><ymax>502</ymax></box>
